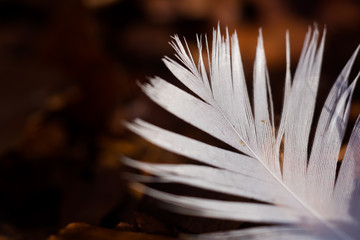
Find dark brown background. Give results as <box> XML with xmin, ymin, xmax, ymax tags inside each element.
<box><xmin>0</xmin><ymin>0</ymin><xmax>359</xmax><ymax>239</ymax></box>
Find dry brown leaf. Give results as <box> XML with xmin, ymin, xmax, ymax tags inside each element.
<box><xmin>48</xmin><ymin>223</ymin><xmax>175</xmax><ymax>240</ymax></box>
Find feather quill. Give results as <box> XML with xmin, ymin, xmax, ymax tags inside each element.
<box><xmin>124</xmin><ymin>26</ymin><xmax>360</xmax><ymax>239</ymax></box>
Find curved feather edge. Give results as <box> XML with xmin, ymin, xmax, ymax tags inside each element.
<box><xmin>122</xmin><ymin>156</ymin><xmax>295</xmax><ymax>205</ymax></box>
<box><xmin>129</xmin><ymin>182</ymin><xmax>307</xmax><ymax>223</ymax></box>
<box><xmin>180</xmin><ymin>226</ymin><xmax>326</xmax><ymax>240</ymax></box>
<box><xmin>125</xmin><ymin>26</ymin><xmax>360</xmax><ymax>240</ymax></box>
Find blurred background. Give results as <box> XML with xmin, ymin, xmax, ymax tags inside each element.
<box><xmin>0</xmin><ymin>0</ymin><xmax>359</xmax><ymax>239</ymax></box>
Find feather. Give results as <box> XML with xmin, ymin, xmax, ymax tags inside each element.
<box><xmin>125</xmin><ymin>26</ymin><xmax>360</xmax><ymax>239</ymax></box>
<box><xmin>180</xmin><ymin>226</ymin><xmax>326</xmax><ymax>240</ymax></box>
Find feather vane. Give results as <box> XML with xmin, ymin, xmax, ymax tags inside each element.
<box><xmin>125</xmin><ymin>26</ymin><xmax>360</xmax><ymax>239</ymax></box>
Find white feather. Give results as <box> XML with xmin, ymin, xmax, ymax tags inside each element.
<box><xmin>129</xmin><ymin>182</ymin><xmax>307</xmax><ymax>223</ymax></box>
<box><xmin>123</xmin><ymin>157</ymin><xmax>295</xmax><ymax>205</ymax></box>
<box><xmin>125</xmin><ymin>26</ymin><xmax>360</xmax><ymax>239</ymax></box>
<box><xmin>181</xmin><ymin>226</ymin><xmax>326</xmax><ymax>240</ymax></box>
